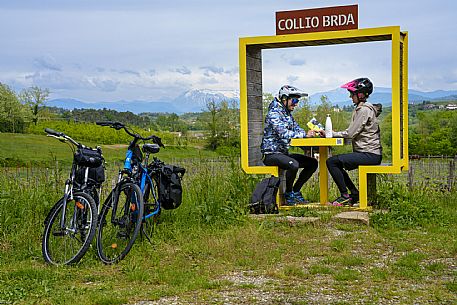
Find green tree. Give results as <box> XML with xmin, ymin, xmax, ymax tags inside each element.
<box><xmin>19</xmin><ymin>86</ymin><xmax>50</xmax><ymax>125</ymax></box>
<box><xmin>203</xmin><ymin>99</ymin><xmax>239</xmax><ymax>151</ymax></box>
<box><xmin>292</xmin><ymin>96</ymin><xmax>312</xmax><ymax>129</ymax></box>
<box><xmin>262</xmin><ymin>92</ymin><xmax>274</xmax><ymax>114</ymax></box>
<box><xmin>0</xmin><ymin>83</ymin><xmax>29</xmax><ymax>133</ymax></box>
<box><xmin>408</xmin><ymin>109</ymin><xmax>457</xmax><ymax>156</ymax></box>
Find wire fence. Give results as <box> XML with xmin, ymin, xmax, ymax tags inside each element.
<box><xmin>2</xmin><ymin>156</ymin><xmax>455</xmax><ymax>194</ymax></box>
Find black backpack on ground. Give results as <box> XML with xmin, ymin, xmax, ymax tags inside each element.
<box><xmin>249</xmin><ymin>176</ymin><xmax>280</xmax><ymax>214</ymax></box>
<box><xmin>159</xmin><ymin>165</ymin><xmax>186</xmax><ymax>210</ymax></box>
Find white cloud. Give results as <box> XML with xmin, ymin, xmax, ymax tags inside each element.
<box><xmin>173</xmin><ymin>66</ymin><xmax>192</xmax><ymax>75</ymax></box>
<box><xmin>90</xmin><ymin>78</ymin><xmax>119</xmax><ymax>92</ymax></box>
<box><xmin>1</xmin><ymin>0</ymin><xmax>457</xmax><ymax>102</ymax></box>
<box><xmin>33</xmin><ymin>55</ymin><xmax>62</xmax><ymax>71</ymax></box>
<box><xmin>200</xmin><ymin>66</ymin><xmax>225</xmax><ymax>76</ymax></box>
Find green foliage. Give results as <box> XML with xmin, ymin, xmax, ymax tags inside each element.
<box><xmin>0</xmin><ymin>83</ymin><xmax>30</xmax><ymax>133</ymax></box>
<box><xmin>172</xmin><ymin>157</ymin><xmax>257</xmax><ymax>227</ymax></box>
<box><xmin>202</xmin><ymin>100</ymin><xmax>239</xmax><ymax>151</ymax></box>
<box><xmin>25</xmin><ymin>120</ymin><xmax>188</xmax><ymax>147</ymax></box>
<box><xmin>0</xmin><ymin>159</ymin><xmax>456</xmax><ymax>304</ymax></box>
<box><xmin>0</xmin><ymin>132</ymin><xmax>219</xmax><ymax>167</ymax></box>
<box><xmin>371</xmin><ymin>178</ymin><xmax>456</xmax><ymax>229</ymax></box>
<box><xmin>19</xmin><ymin>86</ymin><xmax>50</xmax><ymax>125</ymax></box>
<box><xmin>155</xmin><ymin>113</ymin><xmax>188</xmax><ymax>133</ymax></box>
<box><xmin>59</xmin><ymin>108</ymin><xmax>159</xmax><ymax>130</ymax></box>
<box><xmin>295</xmin><ymin>95</ymin><xmax>352</xmax><ymax>134</ymax></box>
<box><xmin>408</xmin><ymin>107</ymin><xmax>457</xmax><ymax>156</ymax></box>
<box><xmin>380</xmin><ymin>111</ymin><xmax>393</xmax><ymax>159</ymax></box>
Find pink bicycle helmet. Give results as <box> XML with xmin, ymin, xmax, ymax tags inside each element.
<box><xmin>341</xmin><ymin>78</ymin><xmax>373</xmax><ymax>98</ymax></box>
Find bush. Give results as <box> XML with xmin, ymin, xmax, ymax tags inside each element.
<box><xmin>371</xmin><ymin>178</ymin><xmax>455</xmax><ymax>229</ymax></box>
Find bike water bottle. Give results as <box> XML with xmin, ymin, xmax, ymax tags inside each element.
<box><xmin>325</xmin><ymin>114</ymin><xmax>333</xmax><ymax>138</ymax></box>
<box><xmin>124</xmin><ymin>150</ymin><xmax>133</xmax><ymax>171</ymax></box>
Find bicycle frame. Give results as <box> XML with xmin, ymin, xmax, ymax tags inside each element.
<box><xmin>116</xmin><ymin>144</ymin><xmax>161</xmax><ymax>221</ymax></box>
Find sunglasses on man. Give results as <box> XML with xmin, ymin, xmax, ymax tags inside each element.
<box><xmin>291</xmin><ymin>98</ymin><xmax>300</xmax><ymax>105</ymax></box>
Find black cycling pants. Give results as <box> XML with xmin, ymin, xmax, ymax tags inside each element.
<box><xmin>263</xmin><ymin>153</ymin><xmax>318</xmax><ymax>193</ymax></box>
<box><xmin>326</xmin><ymin>152</ymin><xmax>382</xmax><ymax>195</ymax></box>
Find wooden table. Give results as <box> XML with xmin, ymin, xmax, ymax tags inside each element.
<box><xmin>290</xmin><ymin>137</ymin><xmax>344</xmax><ymax>205</ymax></box>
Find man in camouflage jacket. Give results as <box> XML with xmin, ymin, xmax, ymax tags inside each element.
<box><xmin>261</xmin><ymin>85</ymin><xmax>320</xmax><ymax>206</ymax></box>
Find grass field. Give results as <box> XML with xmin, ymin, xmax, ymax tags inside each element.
<box><xmin>0</xmin><ymin>133</ymin><xmax>219</xmax><ymax>166</ymax></box>
<box><xmin>0</xmin><ymin>132</ymin><xmax>456</xmax><ymax>304</ymax></box>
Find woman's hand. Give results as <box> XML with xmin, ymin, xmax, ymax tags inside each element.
<box><xmin>306</xmin><ymin>130</ymin><xmax>316</xmax><ymax>137</ymax></box>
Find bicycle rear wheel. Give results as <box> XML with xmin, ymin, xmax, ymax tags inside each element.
<box><xmin>96</xmin><ymin>182</ymin><xmax>143</xmax><ymax>264</ymax></box>
<box><xmin>42</xmin><ymin>192</ymin><xmax>97</xmax><ymax>265</ymax></box>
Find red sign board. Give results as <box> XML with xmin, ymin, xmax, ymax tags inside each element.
<box><xmin>276</xmin><ymin>5</ymin><xmax>358</xmax><ymax>35</ymax></box>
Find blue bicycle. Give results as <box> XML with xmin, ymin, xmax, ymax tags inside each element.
<box><xmin>95</xmin><ymin>121</ymin><xmax>169</xmax><ymax>264</ymax></box>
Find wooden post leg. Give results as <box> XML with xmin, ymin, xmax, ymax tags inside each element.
<box><xmin>319</xmin><ymin>146</ymin><xmax>329</xmax><ymax>205</ymax></box>
<box><xmin>277</xmin><ymin>169</ymin><xmax>286</xmax><ymax>206</ymax></box>
<box><xmin>367</xmin><ymin>173</ymin><xmax>377</xmax><ymax>206</ymax></box>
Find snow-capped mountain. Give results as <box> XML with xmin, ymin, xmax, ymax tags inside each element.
<box><xmin>173</xmin><ymin>89</ymin><xmax>240</xmax><ymax>112</ymax></box>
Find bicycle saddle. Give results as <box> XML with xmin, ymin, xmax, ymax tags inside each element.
<box><xmin>143</xmin><ymin>143</ymin><xmax>160</xmax><ymax>154</ymax></box>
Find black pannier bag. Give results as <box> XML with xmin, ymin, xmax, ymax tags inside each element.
<box><xmin>74</xmin><ymin>147</ymin><xmax>103</xmax><ymax>168</ymax></box>
<box><xmin>248</xmin><ymin>176</ymin><xmax>280</xmax><ymax>214</ymax></box>
<box><xmin>74</xmin><ymin>147</ymin><xmax>105</xmax><ymax>186</ymax></box>
<box><xmin>159</xmin><ymin>165</ymin><xmax>186</xmax><ymax>210</ymax></box>
<box><xmin>75</xmin><ymin>164</ymin><xmax>106</xmax><ymax>186</ymax></box>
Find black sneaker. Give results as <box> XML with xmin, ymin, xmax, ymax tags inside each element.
<box><xmin>350</xmin><ymin>193</ymin><xmax>359</xmax><ymax>204</ymax></box>
<box><xmin>329</xmin><ymin>194</ymin><xmax>352</xmax><ymax>207</ymax></box>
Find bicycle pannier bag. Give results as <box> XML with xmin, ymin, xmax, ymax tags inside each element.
<box><xmin>159</xmin><ymin>165</ymin><xmax>185</xmax><ymax>210</ymax></box>
<box><xmin>74</xmin><ymin>148</ymin><xmax>103</xmax><ymax>167</ymax></box>
<box><xmin>75</xmin><ymin>164</ymin><xmax>105</xmax><ymax>186</ymax></box>
<box><xmin>249</xmin><ymin>177</ymin><xmax>280</xmax><ymax>214</ymax></box>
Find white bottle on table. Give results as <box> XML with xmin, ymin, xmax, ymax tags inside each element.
<box><xmin>325</xmin><ymin>114</ymin><xmax>333</xmax><ymax>138</ymax></box>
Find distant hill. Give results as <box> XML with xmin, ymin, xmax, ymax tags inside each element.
<box><xmin>47</xmin><ymin>89</ymin><xmax>240</xmax><ymax>114</ymax></box>
<box><xmin>46</xmin><ymin>98</ymin><xmax>179</xmax><ymax>114</ymax></box>
<box><xmin>47</xmin><ymin>88</ymin><xmax>456</xmax><ymax>113</ymax></box>
<box><xmin>309</xmin><ymin>88</ymin><xmax>457</xmax><ymax>106</ymax></box>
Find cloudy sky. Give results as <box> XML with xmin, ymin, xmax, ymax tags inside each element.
<box><xmin>1</xmin><ymin>0</ymin><xmax>456</xmax><ymax>102</ymax></box>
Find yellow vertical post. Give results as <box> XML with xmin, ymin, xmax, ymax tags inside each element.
<box><xmin>391</xmin><ymin>30</ymin><xmax>401</xmax><ymax>166</ymax></box>
<box><xmin>401</xmin><ymin>32</ymin><xmax>409</xmax><ymax>170</ymax></box>
<box><xmin>239</xmin><ymin>39</ymin><xmax>249</xmax><ymax>173</ymax></box>
<box><xmin>358</xmin><ymin>168</ymin><xmax>368</xmax><ymax>209</ymax></box>
<box><xmin>319</xmin><ymin>147</ymin><xmax>329</xmax><ymax>205</ymax></box>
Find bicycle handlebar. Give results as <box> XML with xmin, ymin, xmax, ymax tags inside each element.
<box><xmin>45</xmin><ymin>128</ymin><xmax>81</xmax><ymax>147</ymax></box>
<box><xmin>44</xmin><ymin>128</ymin><xmax>63</xmax><ymax>137</ymax></box>
<box><xmin>95</xmin><ymin>121</ymin><xmax>164</xmax><ymax>147</ymax></box>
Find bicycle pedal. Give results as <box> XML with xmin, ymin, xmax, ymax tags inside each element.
<box><xmin>52</xmin><ymin>230</ymin><xmax>67</xmax><ymax>237</ymax></box>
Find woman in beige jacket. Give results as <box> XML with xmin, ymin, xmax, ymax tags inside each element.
<box><xmin>326</xmin><ymin>78</ymin><xmax>382</xmax><ymax>206</ymax></box>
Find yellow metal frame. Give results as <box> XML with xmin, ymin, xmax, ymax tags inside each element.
<box><xmin>239</xmin><ymin>26</ymin><xmax>408</xmax><ymax>210</ymax></box>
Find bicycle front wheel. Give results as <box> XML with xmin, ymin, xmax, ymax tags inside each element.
<box><xmin>96</xmin><ymin>182</ymin><xmax>144</xmax><ymax>264</ymax></box>
<box><xmin>42</xmin><ymin>192</ymin><xmax>97</xmax><ymax>265</ymax></box>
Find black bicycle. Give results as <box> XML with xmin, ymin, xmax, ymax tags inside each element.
<box><xmin>42</xmin><ymin>128</ymin><xmax>105</xmax><ymax>265</ymax></box>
